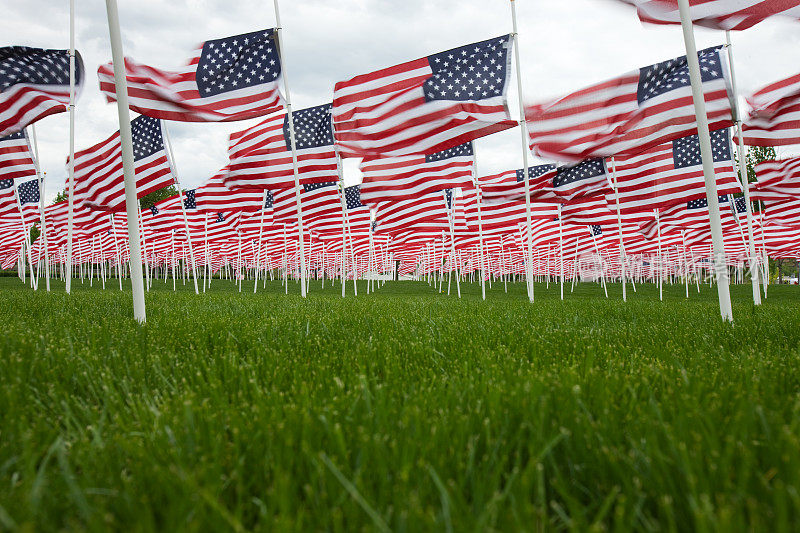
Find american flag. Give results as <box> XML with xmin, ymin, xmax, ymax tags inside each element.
<box><xmin>0</xmin><ymin>176</ymin><xmax>39</xmax><ymax>222</ymax></box>
<box><xmin>72</xmin><ymin>115</ymin><xmax>175</xmax><ymax>211</ymax></box>
<box><xmin>589</xmin><ymin>225</ymin><xmax>603</xmax><ymax>236</ymax></box>
<box><xmin>761</xmin><ymin>197</ymin><xmax>800</xmax><ymax>228</ymax></box>
<box><xmin>273</xmin><ymin>181</ymin><xmax>342</xmax><ymax>225</ymax></box>
<box><xmin>191</xmin><ymin>168</ymin><xmax>265</xmax><ymax>212</ymax></box>
<box><xmin>739</xmin><ymin>72</ymin><xmax>800</xmax><ymax>147</ymax></box>
<box><xmin>97</xmin><ymin>29</ymin><xmax>283</xmax><ymax>122</ymax></box>
<box><xmin>311</xmin><ymin>184</ymin><xmax>372</xmax><ymax>236</ymax></box>
<box><xmin>525</xmin><ymin>46</ymin><xmax>733</xmax><ymax>162</ymax></box>
<box><xmin>224</xmin><ymin>103</ymin><xmax>337</xmax><ymax>190</ymax></box>
<box><xmin>547</xmin><ymin>158</ymin><xmax>609</xmax><ymax>203</ymax></box>
<box><xmin>0</xmin><ymin>46</ymin><xmax>83</xmax><ymax>137</ymax></box>
<box><xmin>750</xmin><ymin>156</ymin><xmax>800</xmax><ymax>202</ymax></box>
<box><xmin>332</xmin><ymin>36</ymin><xmax>516</xmax><ymax>157</ymax></box>
<box><xmin>638</xmin><ymin>194</ymin><xmax>734</xmax><ymax>238</ymax></box>
<box><xmin>607</xmin><ymin>128</ymin><xmax>741</xmax><ymax>215</ymax></box>
<box><xmin>359</xmin><ymin>142</ymin><xmax>475</xmax><ymax>206</ymax></box>
<box><xmin>613</xmin><ymin>0</ymin><xmax>800</xmax><ymax>31</ymax></box>
<box><xmin>462</xmin><ymin>188</ymin><xmax>558</xmax><ymax>234</ymax></box>
<box><xmin>0</xmin><ymin>130</ymin><xmax>37</xmax><ymax>181</ymax></box>
<box><xmin>477</xmin><ymin>164</ymin><xmax>556</xmax><ymax>204</ymax></box>
<box><xmin>372</xmin><ymin>190</ymin><xmax>452</xmax><ymax>235</ymax></box>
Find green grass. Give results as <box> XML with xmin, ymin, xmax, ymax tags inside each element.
<box><xmin>1</xmin><ymin>275</ymin><xmax>799</xmax><ymax>531</ymax></box>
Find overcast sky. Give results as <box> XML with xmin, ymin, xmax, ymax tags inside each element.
<box><xmin>5</xmin><ymin>0</ymin><xmax>800</xmax><ymax>203</ymax></box>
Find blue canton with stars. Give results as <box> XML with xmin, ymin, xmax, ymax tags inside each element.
<box><xmin>149</xmin><ymin>206</ymin><xmax>159</xmax><ymax>215</ymax></box>
<box><xmin>516</xmin><ymin>163</ymin><xmax>557</xmax><ymax>183</ymax></box>
<box><xmin>687</xmin><ymin>195</ymin><xmax>729</xmax><ymax>210</ymax></box>
<box><xmin>264</xmin><ymin>190</ymin><xmax>274</xmax><ymax>209</ymax></box>
<box><xmin>130</xmin><ymin>116</ymin><xmax>165</xmax><ymax>162</ymax></box>
<box><xmin>0</xmin><ymin>179</ymin><xmax>13</xmax><ymax>190</ymax></box>
<box><xmin>283</xmin><ymin>103</ymin><xmax>333</xmax><ymax>151</ymax></box>
<box><xmin>196</xmin><ymin>29</ymin><xmax>280</xmax><ymax>97</ymax></box>
<box><xmin>444</xmin><ymin>188</ymin><xmax>454</xmax><ymax>210</ymax></box>
<box><xmin>672</xmin><ymin>128</ymin><xmax>731</xmax><ymax>168</ymax></box>
<box><xmin>425</xmin><ymin>142</ymin><xmax>473</xmax><ymax>163</ymax></box>
<box><xmin>1</xmin><ymin>131</ymin><xmax>26</xmax><ymax>142</ymax></box>
<box><xmin>733</xmin><ymin>196</ymin><xmax>747</xmax><ymax>214</ymax></box>
<box><xmin>423</xmin><ymin>35</ymin><xmax>511</xmax><ymax>103</ymax></box>
<box><xmin>303</xmin><ymin>181</ymin><xmax>337</xmax><ymax>193</ymax></box>
<box><xmin>17</xmin><ymin>179</ymin><xmax>39</xmax><ymax>204</ymax></box>
<box><xmin>590</xmin><ymin>225</ymin><xmax>602</xmax><ymax>236</ymax></box>
<box><xmin>637</xmin><ymin>46</ymin><xmax>724</xmax><ymax>106</ymax></box>
<box><xmin>216</xmin><ymin>213</ymin><xmax>225</xmax><ymax>222</ymax></box>
<box><xmin>553</xmin><ymin>158</ymin><xmax>606</xmax><ymax>189</ymax></box>
<box><xmin>0</xmin><ymin>46</ymin><xmax>80</xmax><ymax>92</ymax></box>
<box><xmin>344</xmin><ymin>185</ymin><xmax>365</xmax><ymax>210</ymax></box>
<box><xmin>183</xmin><ymin>189</ymin><xmax>197</xmax><ymax>209</ymax></box>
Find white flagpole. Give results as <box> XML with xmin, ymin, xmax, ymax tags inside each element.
<box><xmin>588</xmin><ymin>227</ymin><xmax>608</xmax><ymax>298</ymax></box>
<box><xmin>65</xmin><ymin>0</ymin><xmax>77</xmax><ymax>293</ymax></box>
<box><xmin>725</xmin><ymin>31</ymin><xmax>761</xmax><ymax>305</ymax></box>
<box><xmin>104</xmin><ymin>0</ymin><xmax>147</xmax><ymax>322</ymax></box>
<box><xmin>161</xmin><ymin>122</ymin><xmax>199</xmax><ymax>295</ymax></box>
<box><xmin>655</xmin><ymin>209</ymin><xmax>663</xmax><ymax>301</ymax></box>
<box><xmin>29</xmin><ymin>127</ymin><xmax>50</xmax><ymax>291</ymax></box>
<box><xmin>676</xmin><ymin>0</ymin><xmax>733</xmax><ymax>321</ymax></box>
<box><xmin>110</xmin><ymin>213</ymin><xmax>123</xmax><ymax>289</ymax></box>
<box><xmin>273</xmin><ymin>0</ymin><xmax>307</xmax><ymax>298</ymax></box>
<box><xmin>510</xmin><ymin>0</ymin><xmax>534</xmax><ymax>302</ymax></box>
<box><xmin>443</xmin><ymin>192</ymin><xmax>461</xmax><ymax>298</ymax></box>
<box><xmin>333</xmin><ymin>150</ymin><xmax>351</xmax><ymax>298</ymax></box>
<box><xmin>472</xmin><ymin>150</ymin><xmax>487</xmax><ymax>300</ymax></box>
<box><xmin>610</xmin><ymin>157</ymin><xmax>627</xmax><ymax>301</ymax></box>
<box><xmin>254</xmin><ymin>190</ymin><xmax>268</xmax><ymax>294</ymax></box>
<box><xmin>558</xmin><ymin>204</ymin><xmax>564</xmax><ymax>300</ymax></box>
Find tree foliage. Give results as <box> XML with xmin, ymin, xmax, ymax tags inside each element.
<box><xmin>139</xmin><ymin>185</ymin><xmax>178</xmax><ymax>210</ymax></box>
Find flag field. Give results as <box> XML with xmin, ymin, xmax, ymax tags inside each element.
<box><xmin>1</xmin><ymin>278</ymin><xmax>799</xmax><ymax>530</ymax></box>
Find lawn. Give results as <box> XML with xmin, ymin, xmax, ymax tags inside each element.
<box><xmin>0</xmin><ymin>276</ymin><xmax>799</xmax><ymax>531</ymax></box>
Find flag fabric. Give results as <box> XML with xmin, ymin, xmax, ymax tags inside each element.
<box><xmin>0</xmin><ymin>46</ymin><xmax>84</xmax><ymax>136</ymax></box>
<box><xmin>750</xmin><ymin>156</ymin><xmax>800</xmax><ymax>202</ymax></box>
<box><xmin>97</xmin><ymin>29</ymin><xmax>283</xmax><ymax>122</ymax></box>
<box><xmin>0</xmin><ymin>130</ymin><xmax>37</xmax><ymax>181</ymax></box>
<box><xmin>72</xmin><ymin>115</ymin><xmax>175</xmax><ymax>211</ymax></box>
<box><xmin>224</xmin><ymin>103</ymin><xmax>337</xmax><ymax>190</ymax></box>
<box><xmin>191</xmin><ymin>168</ymin><xmax>264</xmax><ymax>212</ymax></box>
<box><xmin>607</xmin><ymin>128</ymin><xmax>740</xmax><ymax>215</ymax></box>
<box><xmin>0</xmin><ymin>176</ymin><xmax>38</xmax><ymax>222</ymax></box>
<box><xmin>273</xmin><ymin>182</ymin><xmax>341</xmax><ymax>224</ymax></box>
<box><xmin>739</xmin><ymin>72</ymin><xmax>800</xmax><ymax>147</ymax></box>
<box><xmin>359</xmin><ymin>142</ymin><xmax>475</xmax><ymax>206</ymax></box>
<box><xmin>477</xmin><ymin>164</ymin><xmax>556</xmax><ymax>204</ymax></box>
<box><xmin>372</xmin><ymin>191</ymin><xmax>452</xmax><ymax>235</ymax></box>
<box><xmin>311</xmin><ymin>184</ymin><xmax>372</xmax><ymax>236</ymax></box>
<box><xmin>525</xmin><ymin>46</ymin><xmax>733</xmax><ymax>162</ymax></box>
<box><xmin>332</xmin><ymin>36</ymin><xmax>516</xmax><ymax>158</ymax></box>
<box><xmin>613</xmin><ymin>0</ymin><xmax>800</xmax><ymax>31</ymax></box>
<box><xmin>637</xmin><ymin>194</ymin><xmax>734</xmax><ymax>238</ymax></box>
<box><xmin>761</xmin><ymin>197</ymin><xmax>800</xmax><ymax>228</ymax></box>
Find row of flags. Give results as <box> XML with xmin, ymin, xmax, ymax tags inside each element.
<box><xmin>2</xmin><ymin>1</ymin><xmax>800</xmax><ymax>288</ymax></box>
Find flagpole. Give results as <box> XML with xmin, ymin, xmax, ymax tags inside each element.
<box><xmin>676</xmin><ymin>0</ymin><xmax>733</xmax><ymax>321</ymax></box>
<box><xmin>254</xmin><ymin>190</ymin><xmax>268</xmax><ymax>293</ymax></box>
<box><xmin>64</xmin><ymin>0</ymin><xmax>77</xmax><ymax>293</ymax></box>
<box><xmin>725</xmin><ymin>30</ymin><xmax>761</xmax><ymax>305</ymax></box>
<box><xmin>609</xmin><ymin>157</ymin><xmax>628</xmax><ymax>301</ymax></box>
<box><xmin>161</xmin><ymin>121</ymin><xmax>200</xmax><ymax>295</ymax></box>
<box><xmin>103</xmin><ymin>0</ymin><xmax>147</xmax><ymax>321</ymax></box>
<box><xmin>272</xmin><ymin>0</ymin><xmax>307</xmax><ymax>298</ymax></box>
<box><xmin>557</xmin><ymin>204</ymin><xmax>564</xmax><ymax>300</ymax></box>
<box><xmin>13</xmin><ymin>183</ymin><xmax>37</xmax><ymax>289</ymax></box>
<box><xmin>27</xmin><ymin>127</ymin><xmax>51</xmax><ymax>291</ymax></box>
<box><xmin>509</xmin><ymin>0</ymin><xmax>534</xmax><ymax>302</ymax></box>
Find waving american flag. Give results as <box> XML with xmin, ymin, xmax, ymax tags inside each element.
<box><xmin>224</xmin><ymin>103</ymin><xmax>338</xmax><ymax>190</ymax></box>
<box><xmin>526</xmin><ymin>47</ymin><xmax>733</xmax><ymax>162</ymax></box>
<box><xmin>0</xmin><ymin>46</ymin><xmax>84</xmax><ymax>136</ymax></box>
<box><xmin>359</xmin><ymin>142</ymin><xmax>475</xmax><ymax>206</ymax></box>
<box><xmin>72</xmin><ymin>115</ymin><xmax>174</xmax><ymax>211</ymax></box>
<box><xmin>97</xmin><ymin>29</ymin><xmax>283</xmax><ymax>122</ymax></box>
<box><xmin>613</xmin><ymin>0</ymin><xmax>800</xmax><ymax>31</ymax></box>
<box><xmin>0</xmin><ymin>130</ymin><xmax>37</xmax><ymax>181</ymax></box>
<box><xmin>333</xmin><ymin>36</ymin><xmax>516</xmax><ymax>157</ymax></box>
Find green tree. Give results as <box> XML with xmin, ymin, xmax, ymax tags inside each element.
<box><xmin>744</xmin><ymin>145</ymin><xmax>776</xmax><ymax>184</ymax></box>
<box><xmin>139</xmin><ymin>185</ymin><xmax>177</xmax><ymax>210</ymax></box>
<box><xmin>52</xmin><ymin>189</ymin><xmax>68</xmax><ymax>204</ymax></box>
<box><xmin>29</xmin><ymin>224</ymin><xmax>40</xmax><ymax>242</ymax></box>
